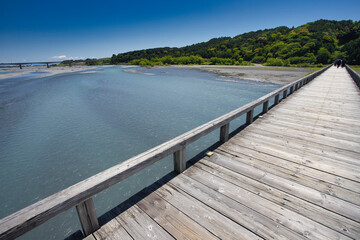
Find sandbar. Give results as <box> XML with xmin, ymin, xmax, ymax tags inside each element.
<box><xmin>123</xmin><ymin>69</ymin><xmax>154</xmax><ymax>75</ymax></box>
<box><xmin>166</xmin><ymin>65</ymin><xmax>314</xmax><ymax>85</ymax></box>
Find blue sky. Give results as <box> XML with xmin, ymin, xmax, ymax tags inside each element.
<box><xmin>0</xmin><ymin>0</ymin><xmax>359</xmax><ymax>62</ymax></box>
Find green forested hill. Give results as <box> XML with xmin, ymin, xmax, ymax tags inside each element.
<box><xmin>109</xmin><ymin>19</ymin><xmax>360</xmax><ymax>66</ymax></box>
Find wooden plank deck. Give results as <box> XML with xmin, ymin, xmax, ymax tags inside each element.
<box><xmin>86</xmin><ymin>66</ymin><xmax>359</xmax><ymax>240</ymax></box>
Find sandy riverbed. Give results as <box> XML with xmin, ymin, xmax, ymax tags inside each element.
<box><xmin>168</xmin><ymin>65</ymin><xmax>314</xmax><ymax>85</ymax></box>
<box><xmin>0</xmin><ymin>65</ymin><xmax>315</xmax><ymax>85</ymax></box>
<box><xmin>0</xmin><ymin>65</ymin><xmax>97</xmax><ymax>79</ymax></box>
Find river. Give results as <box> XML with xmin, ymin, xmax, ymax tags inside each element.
<box><xmin>0</xmin><ymin>66</ymin><xmax>280</xmax><ymax>239</ymax></box>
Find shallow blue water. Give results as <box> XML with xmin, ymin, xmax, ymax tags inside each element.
<box><xmin>0</xmin><ymin>66</ymin><xmax>280</xmax><ymax>239</ymax></box>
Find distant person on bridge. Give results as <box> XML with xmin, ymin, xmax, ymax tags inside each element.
<box><xmin>341</xmin><ymin>58</ymin><xmax>347</xmax><ymax>68</ymax></box>
<box><xmin>334</xmin><ymin>59</ymin><xmax>342</xmax><ymax>68</ymax></box>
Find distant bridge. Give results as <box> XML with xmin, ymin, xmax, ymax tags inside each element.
<box><xmin>0</xmin><ymin>61</ymin><xmax>62</xmax><ymax>69</ymax></box>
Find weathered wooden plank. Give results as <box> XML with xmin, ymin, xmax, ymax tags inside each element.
<box><xmin>282</xmin><ymin>100</ymin><xmax>360</xmax><ymax>112</ymax></box>
<box><xmin>275</xmin><ymin>105</ymin><xmax>360</xmax><ymax>121</ymax></box>
<box><xmin>274</xmin><ymin>104</ymin><xmax>360</xmax><ymax>119</ymax></box>
<box><xmin>116</xmin><ymin>204</ymin><xmax>174</xmax><ymax>240</ymax></box>
<box><xmin>213</xmin><ymin>147</ymin><xmax>360</xmax><ymax>205</ymax></box>
<box><xmin>254</xmin><ymin>116</ymin><xmax>360</xmax><ymax>143</ymax></box>
<box><xmin>295</xmin><ymin>87</ymin><xmax>360</xmax><ymax>95</ymax></box>
<box><xmin>238</xmin><ymin>127</ymin><xmax>360</xmax><ymax>167</ymax></box>
<box><xmin>170</xmin><ymin>174</ymin><xmax>306</xmax><ymax>239</ymax></box>
<box><xmin>250</xmin><ymin>124</ymin><xmax>360</xmax><ymax>153</ymax></box>
<box><xmin>228</xmin><ymin>136</ymin><xmax>360</xmax><ymax>183</ymax></box>
<box><xmin>221</xmin><ymin>143</ymin><xmax>360</xmax><ymax>205</ymax></box>
<box><xmin>195</xmin><ymin>159</ymin><xmax>360</xmax><ymax>239</ymax></box>
<box><xmin>232</xmin><ymin>131</ymin><xmax>360</xmax><ymax>173</ymax></box>
<box><xmin>263</xmin><ymin>112</ymin><xmax>360</xmax><ymax>135</ymax></box>
<box><xmin>271</xmin><ymin>108</ymin><xmax>360</xmax><ymax>127</ymax></box>
<box><xmin>217</xmin><ymin>142</ymin><xmax>360</xmax><ymax>193</ymax></box>
<box><xmin>277</xmin><ymin>96</ymin><xmax>360</xmax><ymax>109</ymax></box>
<box><xmin>93</xmin><ymin>217</ymin><xmax>132</xmax><ymax>240</ymax></box>
<box><xmin>184</xmin><ymin>163</ymin><xmax>352</xmax><ymax>240</ymax></box>
<box><xmin>292</xmin><ymin>92</ymin><xmax>360</xmax><ymax>101</ymax></box>
<box><xmin>206</xmin><ymin>150</ymin><xmax>360</xmax><ymax>222</ymax></box>
<box><xmin>137</xmin><ymin>191</ymin><xmax>219</xmax><ymax>240</ymax></box>
<box><xmin>152</xmin><ymin>182</ymin><xmax>261</xmax><ymax>239</ymax></box>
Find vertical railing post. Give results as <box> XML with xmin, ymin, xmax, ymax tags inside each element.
<box><xmin>274</xmin><ymin>94</ymin><xmax>280</xmax><ymax>105</ymax></box>
<box><xmin>220</xmin><ymin>123</ymin><xmax>229</xmax><ymax>143</ymax></box>
<box><xmin>262</xmin><ymin>100</ymin><xmax>269</xmax><ymax>113</ymax></box>
<box><xmin>76</xmin><ymin>198</ymin><xmax>99</xmax><ymax>236</ymax></box>
<box><xmin>290</xmin><ymin>85</ymin><xmax>294</xmax><ymax>94</ymax></box>
<box><xmin>174</xmin><ymin>147</ymin><xmax>186</xmax><ymax>173</ymax></box>
<box><xmin>19</xmin><ymin>64</ymin><xmax>22</xmax><ymax>69</ymax></box>
<box><xmin>283</xmin><ymin>89</ymin><xmax>287</xmax><ymax>99</ymax></box>
<box><xmin>246</xmin><ymin>109</ymin><xmax>254</xmax><ymax>125</ymax></box>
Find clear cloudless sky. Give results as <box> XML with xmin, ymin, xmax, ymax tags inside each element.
<box><xmin>0</xmin><ymin>0</ymin><xmax>359</xmax><ymax>62</ymax></box>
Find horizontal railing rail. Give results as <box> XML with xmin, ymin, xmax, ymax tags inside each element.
<box><xmin>345</xmin><ymin>65</ymin><xmax>360</xmax><ymax>88</ymax></box>
<box><xmin>0</xmin><ymin>65</ymin><xmax>332</xmax><ymax>240</ymax></box>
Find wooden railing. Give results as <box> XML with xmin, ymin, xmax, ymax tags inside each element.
<box><xmin>346</xmin><ymin>65</ymin><xmax>360</xmax><ymax>87</ymax></box>
<box><xmin>0</xmin><ymin>65</ymin><xmax>332</xmax><ymax>239</ymax></box>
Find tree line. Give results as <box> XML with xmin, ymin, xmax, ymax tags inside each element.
<box><xmin>109</xmin><ymin>19</ymin><xmax>360</xmax><ymax>67</ymax></box>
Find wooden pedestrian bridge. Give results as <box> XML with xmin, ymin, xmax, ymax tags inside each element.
<box><xmin>1</xmin><ymin>65</ymin><xmax>360</xmax><ymax>240</ymax></box>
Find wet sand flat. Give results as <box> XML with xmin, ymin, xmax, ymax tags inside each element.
<box><xmin>169</xmin><ymin>65</ymin><xmax>314</xmax><ymax>85</ymax></box>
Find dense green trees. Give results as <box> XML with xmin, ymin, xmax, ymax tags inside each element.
<box><xmin>109</xmin><ymin>20</ymin><xmax>360</xmax><ymax>66</ymax></box>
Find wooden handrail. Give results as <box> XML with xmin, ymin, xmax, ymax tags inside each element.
<box><xmin>345</xmin><ymin>65</ymin><xmax>360</xmax><ymax>87</ymax></box>
<box><xmin>0</xmin><ymin>65</ymin><xmax>332</xmax><ymax>239</ymax></box>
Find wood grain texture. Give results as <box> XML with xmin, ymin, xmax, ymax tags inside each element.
<box><xmin>93</xmin><ymin>217</ymin><xmax>132</xmax><ymax>240</ymax></box>
<box><xmin>76</xmin><ymin>198</ymin><xmax>99</xmax><ymax>236</ymax></box>
<box><xmin>173</xmin><ymin>147</ymin><xmax>186</xmax><ymax>173</ymax></box>
<box><xmin>219</xmin><ymin>123</ymin><xmax>230</xmax><ymax>143</ymax></box>
<box><xmin>137</xmin><ymin>191</ymin><xmax>219</xmax><ymax>240</ymax></box>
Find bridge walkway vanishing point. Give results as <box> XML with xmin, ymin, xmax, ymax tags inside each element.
<box><xmin>82</xmin><ymin>66</ymin><xmax>360</xmax><ymax>240</ymax></box>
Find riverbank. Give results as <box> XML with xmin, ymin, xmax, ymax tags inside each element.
<box><xmin>0</xmin><ymin>66</ymin><xmax>96</xmax><ymax>79</ymax></box>
<box><xmin>167</xmin><ymin>65</ymin><xmax>314</xmax><ymax>85</ymax></box>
